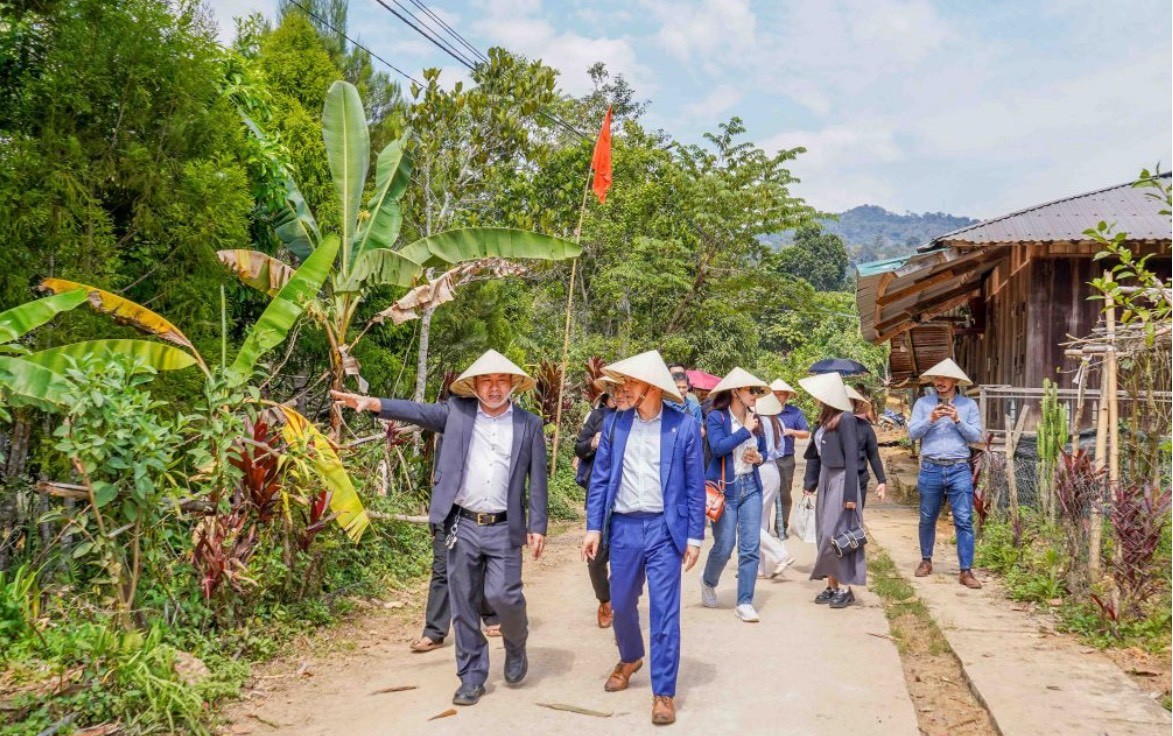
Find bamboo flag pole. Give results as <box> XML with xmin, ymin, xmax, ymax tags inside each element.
<box><xmin>549</xmin><ymin>168</ymin><xmax>595</xmax><ymax>475</ymax></box>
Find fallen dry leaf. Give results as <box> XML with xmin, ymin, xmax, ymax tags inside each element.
<box><xmin>428</xmin><ymin>708</ymin><xmax>457</xmax><ymax>721</ymax></box>
<box><xmin>536</xmin><ymin>703</ymin><xmax>613</xmax><ymax>718</ymax></box>
<box><xmin>370</xmin><ymin>685</ymin><xmax>418</xmax><ymax>695</ymax></box>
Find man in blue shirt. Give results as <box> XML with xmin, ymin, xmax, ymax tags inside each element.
<box><xmin>666</xmin><ymin>364</ymin><xmax>704</xmax><ymax>423</ymax></box>
<box><xmin>768</xmin><ymin>379</ymin><xmax>810</xmax><ymax>539</ymax></box>
<box><xmin>907</xmin><ymin>359</ymin><xmax>984</xmax><ymax>589</ymax></box>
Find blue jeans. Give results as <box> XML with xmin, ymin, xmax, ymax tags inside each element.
<box><xmin>702</xmin><ymin>473</ymin><xmax>762</xmax><ymax>605</ymax></box>
<box><xmin>917</xmin><ymin>461</ymin><xmax>975</xmax><ymax>570</ymax></box>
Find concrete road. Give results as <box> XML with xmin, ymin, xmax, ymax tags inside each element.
<box><xmin>232</xmin><ymin>523</ymin><xmax>919</xmax><ymax>735</ymax></box>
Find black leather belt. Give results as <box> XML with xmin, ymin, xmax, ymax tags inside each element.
<box><xmin>456</xmin><ymin>506</ymin><xmax>508</xmax><ymax>525</ymax></box>
<box><xmin>923</xmin><ymin>457</ymin><xmax>968</xmax><ymax>466</ymax></box>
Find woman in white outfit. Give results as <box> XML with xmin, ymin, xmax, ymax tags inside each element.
<box><xmin>755</xmin><ymin>392</ymin><xmax>796</xmax><ymax>577</ymax></box>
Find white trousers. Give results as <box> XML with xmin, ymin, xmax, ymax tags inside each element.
<box><xmin>758</xmin><ymin>461</ymin><xmax>792</xmax><ymax>572</ymax></box>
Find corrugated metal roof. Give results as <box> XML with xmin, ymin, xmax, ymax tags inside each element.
<box><xmin>923</xmin><ymin>172</ymin><xmax>1172</xmax><ymax>248</ymax></box>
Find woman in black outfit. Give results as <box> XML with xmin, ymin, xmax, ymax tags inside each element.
<box><xmin>798</xmin><ymin>372</ymin><xmax>866</xmax><ymax>610</ymax></box>
<box><xmin>846</xmin><ymin>385</ymin><xmax>887</xmax><ymax>508</ymax></box>
<box><xmin>574</xmin><ymin>384</ymin><xmax>620</xmax><ymax>628</ymax></box>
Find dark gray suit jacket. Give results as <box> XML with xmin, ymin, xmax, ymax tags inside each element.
<box><xmin>379</xmin><ymin>397</ymin><xmax>548</xmax><ymax>547</ymax></box>
<box><xmin>803</xmin><ymin>411</ymin><xmax>863</xmax><ymax>505</ymax></box>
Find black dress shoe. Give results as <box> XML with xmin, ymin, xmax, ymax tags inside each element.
<box><xmin>814</xmin><ymin>587</ymin><xmax>837</xmax><ymax>604</ymax></box>
<box><xmin>453</xmin><ymin>683</ymin><xmax>486</xmax><ymax>706</ymax></box>
<box><xmin>504</xmin><ymin>647</ymin><xmax>528</xmax><ymax>684</ymax></box>
<box><xmin>829</xmin><ymin>588</ymin><xmax>856</xmax><ymax>609</ymax></box>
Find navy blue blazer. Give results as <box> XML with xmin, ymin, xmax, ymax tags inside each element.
<box><xmin>705</xmin><ymin>408</ymin><xmax>768</xmax><ymax>485</ymax></box>
<box><xmin>378</xmin><ymin>397</ymin><xmax>548</xmax><ymax>547</ymax></box>
<box><xmin>585</xmin><ymin>407</ymin><xmax>706</xmax><ymax>555</ymax></box>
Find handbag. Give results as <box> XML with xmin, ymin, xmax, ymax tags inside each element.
<box><xmin>831</xmin><ymin>509</ymin><xmax>867</xmax><ymax>557</ymax></box>
<box><xmin>704</xmin><ymin>455</ymin><xmax>726</xmax><ymax>522</ymax></box>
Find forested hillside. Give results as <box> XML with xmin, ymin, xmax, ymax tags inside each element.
<box><xmin>765</xmin><ymin>205</ymin><xmax>979</xmax><ymax>265</ymax></box>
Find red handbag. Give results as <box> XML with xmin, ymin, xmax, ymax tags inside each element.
<box><xmin>705</xmin><ymin>456</ymin><xmax>726</xmax><ymax>522</ymax></box>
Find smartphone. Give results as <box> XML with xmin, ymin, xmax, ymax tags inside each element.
<box><xmin>937</xmin><ymin>393</ymin><xmax>953</xmax><ymax>407</ymax></box>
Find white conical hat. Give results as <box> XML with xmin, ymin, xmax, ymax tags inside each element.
<box><xmin>449</xmin><ymin>349</ymin><xmax>536</xmax><ymax>397</ymax></box>
<box><xmin>755</xmin><ymin>392</ymin><xmax>783</xmax><ymax>416</ymax></box>
<box><xmin>845</xmin><ymin>384</ymin><xmax>867</xmax><ymax>402</ymax></box>
<box><xmin>710</xmin><ymin>367</ymin><xmax>768</xmax><ymax>396</ymax></box>
<box><xmin>602</xmin><ymin>350</ymin><xmax>682</xmax><ymax>402</ymax></box>
<box><xmin>919</xmin><ymin>358</ymin><xmax>972</xmax><ymax>386</ymax></box>
<box><xmin>798</xmin><ymin>372</ymin><xmax>853</xmax><ymax>413</ymax></box>
<box><xmin>770</xmin><ymin>378</ymin><xmax>797</xmax><ymax>395</ymax></box>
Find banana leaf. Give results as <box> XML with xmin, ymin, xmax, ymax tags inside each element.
<box><xmin>22</xmin><ymin>339</ymin><xmax>198</xmax><ymax>373</ymax></box>
<box><xmin>396</xmin><ymin>228</ymin><xmax>581</xmax><ymax>270</ymax></box>
<box><xmin>0</xmin><ymin>289</ymin><xmax>88</xmax><ymax>345</ymax></box>
<box><xmin>273</xmin><ymin>176</ymin><xmax>320</xmax><ymax>263</ymax></box>
<box><xmin>322</xmin><ymin>81</ymin><xmax>369</xmax><ymax>263</ymax></box>
<box><xmin>39</xmin><ymin>278</ymin><xmax>198</xmax><ymax>354</ymax></box>
<box><xmin>344</xmin><ymin>247</ymin><xmax>421</xmax><ymax>290</ymax></box>
<box><xmin>217</xmin><ymin>250</ymin><xmax>297</xmax><ymax>296</ymax></box>
<box><xmin>0</xmin><ymin>355</ymin><xmax>72</xmax><ymax>410</ymax></box>
<box><xmin>228</xmin><ymin>234</ymin><xmax>339</xmax><ymax>386</ymax></box>
<box><xmin>277</xmin><ymin>406</ymin><xmax>369</xmax><ymax>542</ymax></box>
<box><xmin>351</xmin><ymin>131</ymin><xmax>412</xmax><ymax>267</ymax></box>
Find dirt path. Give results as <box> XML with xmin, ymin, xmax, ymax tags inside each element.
<box><xmin>223</xmin><ymin>520</ymin><xmax>919</xmax><ymax>735</ymax></box>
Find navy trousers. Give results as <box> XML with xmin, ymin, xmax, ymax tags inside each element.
<box><xmin>608</xmin><ymin>512</ymin><xmax>684</xmax><ymax>697</ymax></box>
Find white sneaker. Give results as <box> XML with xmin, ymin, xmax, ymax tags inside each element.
<box><xmin>772</xmin><ymin>556</ymin><xmax>797</xmax><ymax>578</ymax></box>
<box><xmin>701</xmin><ymin>580</ymin><xmax>718</xmax><ymax>608</ymax></box>
<box><xmin>735</xmin><ymin>604</ymin><xmax>760</xmax><ymax>622</ymax></box>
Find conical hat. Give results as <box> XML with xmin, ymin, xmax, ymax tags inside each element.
<box><xmin>919</xmin><ymin>358</ymin><xmax>972</xmax><ymax>386</ymax></box>
<box><xmin>845</xmin><ymin>384</ymin><xmax>867</xmax><ymax>403</ymax></box>
<box><xmin>755</xmin><ymin>392</ymin><xmax>783</xmax><ymax>416</ymax></box>
<box><xmin>770</xmin><ymin>378</ymin><xmax>797</xmax><ymax>395</ymax></box>
<box><xmin>602</xmin><ymin>350</ymin><xmax>683</xmax><ymax>402</ymax></box>
<box><xmin>449</xmin><ymin>349</ymin><xmax>536</xmax><ymax>397</ymax></box>
<box><xmin>798</xmin><ymin>372</ymin><xmax>853</xmax><ymax>413</ymax></box>
<box><xmin>710</xmin><ymin>367</ymin><xmax>768</xmax><ymax>396</ymax></box>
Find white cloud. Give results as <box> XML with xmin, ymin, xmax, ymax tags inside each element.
<box><xmin>645</xmin><ymin>0</ymin><xmax>757</xmax><ymax>70</ymax></box>
<box><xmin>207</xmin><ymin>0</ymin><xmax>277</xmax><ymax>45</ymax></box>
<box><xmin>472</xmin><ymin>1</ymin><xmax>650</xmax><ymax>96</ymax></box>
<box><xmin>681</xmin><ymin>83</ymin><xmax>744</xmax><ymax>121</ymax></box>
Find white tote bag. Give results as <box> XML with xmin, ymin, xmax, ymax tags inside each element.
<box><xmin>791</xmin><ymin>494</ymin><xmax>818</xmax><ymax>544</ymax></box>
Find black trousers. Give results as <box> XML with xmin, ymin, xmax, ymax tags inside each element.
<box><xmin>422</xmin><ymin>524</ymin><xmax>498</xmax><ymax>642</ymax></box>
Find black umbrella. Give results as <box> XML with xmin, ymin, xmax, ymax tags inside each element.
<box><xmin>808</xmin><ymin>358</ymin><xmax>870</xmax><ymax>376</ymax></box>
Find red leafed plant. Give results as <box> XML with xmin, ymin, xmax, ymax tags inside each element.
<box><xmin>970</xmin><ymin>432</ymin><xmax>996</xmax><ymax>534</ymax></box>
<box><xmin>192</xmin><ymin>509</ymin><xmax>258</xmax><ymax>600</ymax></box>
<box><xmin>299</xmin><ymin>491</ymin><xmax>337</xmax><ymax>552</ymax></box>
<box><xmin>1106</xmin><ymin>481</ymin><xmax>1171</xmax><ymax>617</ymax></box>
<box><xmin>228</xmin><ymin>418</ymin><xmax>284</xmax><ymax>523</ymax></box>
<box><xmin>583</xmin><ymin>357</ymin><xmax>606</xmax><ymax>404</ymax></box>
<box><xmin>533</xmin><ymin>360</ymin><xmax>571</xmax><ymax>425</ymax></box>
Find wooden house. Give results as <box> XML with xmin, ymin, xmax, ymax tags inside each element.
<box><xmin>855</xmin><ymin>173</ymin><xmax>1172</xmax><ymax>429</ymax></box>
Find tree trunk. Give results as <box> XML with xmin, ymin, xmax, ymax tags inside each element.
<box><xmin>0</xmin><ymin>412</ymin><xmax>33</xmax><ymax>572</ymax></box>
<box><xmin>413</xmin><ymin>306</ymin><xmax>435</xmax><ymax>402</ymax></box>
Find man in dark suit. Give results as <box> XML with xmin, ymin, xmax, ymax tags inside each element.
<box><xmin>581</xmin><ymin>350</ymin><xmax>706</xmax><ymax>726</ymax></box>
<box><xmin>332</xmin><ymin>349</ymin><xmax>547</xmax><ymax>707</ymax></box>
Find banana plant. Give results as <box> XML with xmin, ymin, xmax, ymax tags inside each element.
<box><xmin>0</xmin><ymin>288</ymin><xmax>199</xmax><ymax>419</ymax></box>
<box><xmin>222</xmin><ymin>80</ymin><xmax>581</xmax><ymax>436</ymax></box>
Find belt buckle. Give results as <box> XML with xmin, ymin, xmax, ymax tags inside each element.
<box><xmin>476</xmin><ymin>512</ymin><xmax>492</xmax><ymax>525</ymax></box>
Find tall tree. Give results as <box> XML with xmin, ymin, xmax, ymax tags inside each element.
<box><xmin>771</xmin><ymin>224</ymin><xmax>850</xmax><ymax>292</ymax></box>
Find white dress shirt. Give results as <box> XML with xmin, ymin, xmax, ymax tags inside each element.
<box><xmin>454</xmin><ymin>403</ymin><xmax>513</xmax><ymax>513</ymax></box>
<box><xmin>730</xmin><ymin>413</ymin><xmax>757</xmax><ymax>476</ymax></box>
<box><xmin>614</xmin><ymin>408</ymin><xmax>663</xmax><ymax>514</ymax></box>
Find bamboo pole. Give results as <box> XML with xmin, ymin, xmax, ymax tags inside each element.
<box><xmin>548</xmin><ymin>169</ymin><xmax>595</xmax><ymax>475</ymax></box>
<box><xmin>1104</xmin><ymin>275</ymin><xmax>1121</xmax><ymax>596</ymax></box>
<box><xmin>1089</xmin><ymin>271</ymin><xmax>1113</xmax><ymax>582</ymax></box>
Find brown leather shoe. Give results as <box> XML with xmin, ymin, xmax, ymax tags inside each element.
<box><xmin>604</xmin><ymin>659</ymin><xmax>643</xmax><ymax>692</ymax></box>
<box><xmin>914</xmin><ymin>560</ymin><xmax>933</xmax><ymax>577</ymax></box>
<box><xmin>959</xmin><ymin>570</ymin><xmax>983</xmax><ymax>589</ymax></box>
<box><xmin>597</xmin><ymin>601</ymin><xmax>613</xmax><ymax>629</ymax></box>
<box><xmin>652</xmin><ymin>695</ymin><xmax>676</xmax><ymax>725</ymax></box>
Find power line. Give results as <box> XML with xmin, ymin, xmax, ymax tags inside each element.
<box><xmin>284</xmin><ymin>0</ymin><xmax>423</xmax><ymax>86</ymax></box>
<box><xmin>405</xmin><ymin>0</ymin><xmax>489</xmax><ymax>64</ymax></box>
<box><xmin>370</xmin><ymin>0</ymin><xmax>479</xmax><ymax>70</ymax></box>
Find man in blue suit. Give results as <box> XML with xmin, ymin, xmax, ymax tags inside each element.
<box><xmin>581</xmin><ymin>350</ymin><xmax>706</xmax><ymax>726</ymax></box>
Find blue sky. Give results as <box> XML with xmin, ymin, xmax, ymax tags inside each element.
<box><xmin>209</xmin><ymin>0</ymin><xmax>1172</xmax><ymax>219</ymax></box>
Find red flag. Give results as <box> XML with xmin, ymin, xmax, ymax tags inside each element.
<box><xmin>591</xmin><ymin>107</ymin><xmax>613</xmax><ymax>203</ymax></box>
